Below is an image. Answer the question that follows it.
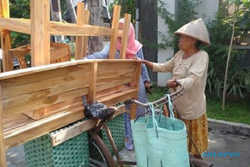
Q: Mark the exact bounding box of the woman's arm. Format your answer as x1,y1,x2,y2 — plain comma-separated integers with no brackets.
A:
85,43,110,59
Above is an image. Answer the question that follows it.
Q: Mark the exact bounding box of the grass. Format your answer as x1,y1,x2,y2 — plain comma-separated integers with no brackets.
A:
207,98,250,125
147,86,250,125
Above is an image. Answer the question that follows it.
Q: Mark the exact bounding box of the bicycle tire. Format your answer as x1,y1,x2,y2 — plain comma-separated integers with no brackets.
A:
89,135,116,167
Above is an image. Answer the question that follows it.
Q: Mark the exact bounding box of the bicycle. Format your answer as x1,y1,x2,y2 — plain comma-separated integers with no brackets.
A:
84,82,214,167
85,102,136,167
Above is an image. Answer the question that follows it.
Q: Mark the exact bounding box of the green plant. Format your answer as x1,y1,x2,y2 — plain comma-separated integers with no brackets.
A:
157,0,202,50
147,85,169,102
207,97,250,125
204,1,250,100
9,0,31,47
109,0,136,24
234,0,250,45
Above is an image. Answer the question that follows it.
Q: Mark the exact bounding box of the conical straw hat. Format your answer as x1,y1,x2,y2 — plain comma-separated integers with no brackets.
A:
174,18,210,45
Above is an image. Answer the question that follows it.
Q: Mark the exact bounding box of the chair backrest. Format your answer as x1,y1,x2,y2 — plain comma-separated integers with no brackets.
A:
9,43,71,69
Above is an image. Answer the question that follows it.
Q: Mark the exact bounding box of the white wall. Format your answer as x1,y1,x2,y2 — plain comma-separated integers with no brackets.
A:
72,0,83,7
196,0,219,22
157,0,175,86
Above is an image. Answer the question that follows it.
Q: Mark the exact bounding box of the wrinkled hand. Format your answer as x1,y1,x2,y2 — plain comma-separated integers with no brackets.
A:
167,78,178,89
144,81,152,94
133,57,145,63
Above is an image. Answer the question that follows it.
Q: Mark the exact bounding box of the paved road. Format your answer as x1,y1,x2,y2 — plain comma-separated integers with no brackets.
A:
119,131,250,167
6,131,250,167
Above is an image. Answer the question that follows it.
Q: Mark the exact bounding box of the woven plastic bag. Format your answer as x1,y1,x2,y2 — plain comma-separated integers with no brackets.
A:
131,94,190,167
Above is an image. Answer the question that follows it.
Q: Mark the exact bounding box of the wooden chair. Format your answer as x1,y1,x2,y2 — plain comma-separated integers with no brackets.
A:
9,42,71,69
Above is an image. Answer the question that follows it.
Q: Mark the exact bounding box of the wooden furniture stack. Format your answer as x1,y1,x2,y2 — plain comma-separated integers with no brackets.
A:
0,1,139,167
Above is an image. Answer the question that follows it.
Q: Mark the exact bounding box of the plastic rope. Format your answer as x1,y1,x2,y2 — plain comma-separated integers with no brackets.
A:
148,102,159,139
165,94,174,118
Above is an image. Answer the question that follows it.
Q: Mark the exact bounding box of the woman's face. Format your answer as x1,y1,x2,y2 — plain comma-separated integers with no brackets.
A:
178,34,197,51
117,24,123,43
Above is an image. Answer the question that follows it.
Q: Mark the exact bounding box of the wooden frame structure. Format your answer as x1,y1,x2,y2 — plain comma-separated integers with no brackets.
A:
0,1,139,167
0,0,130,71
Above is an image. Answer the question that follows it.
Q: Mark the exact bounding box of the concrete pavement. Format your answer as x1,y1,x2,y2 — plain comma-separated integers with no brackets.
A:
6,119,250,167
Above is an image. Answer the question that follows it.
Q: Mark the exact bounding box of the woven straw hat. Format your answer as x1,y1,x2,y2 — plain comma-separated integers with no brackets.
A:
174,18,210,45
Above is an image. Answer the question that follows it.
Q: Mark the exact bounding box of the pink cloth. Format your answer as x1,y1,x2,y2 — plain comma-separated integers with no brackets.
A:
116,19,143,59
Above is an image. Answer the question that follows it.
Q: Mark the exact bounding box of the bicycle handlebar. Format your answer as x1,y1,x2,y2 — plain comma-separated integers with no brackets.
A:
123,81,185,108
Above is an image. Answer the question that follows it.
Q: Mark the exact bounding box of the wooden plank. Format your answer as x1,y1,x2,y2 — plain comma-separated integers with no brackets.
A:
24,97,83,120
49,22,114,36
1,0,9,18
75,2,85,60
0,0,12,72
9,44,30,69
0,18,116,37
0,86,7,167
3,114,32,132
0,18,31,34
119,14,131,59
97,69,135,83
109,5,120,59
95,62,137,92
4,107,85,149
1,64,90,98
50,119,96,147
0,60,134,81
97,88,137,107
31,0,50,66
49,105,125,147
97,61,137,71
96,85,123,99
50,43,70,62
1,30,13,72
2,86,89,118
130,63,142,120
88,62,97,103
1,66,90,118
10,43,70,68
82,10,90,57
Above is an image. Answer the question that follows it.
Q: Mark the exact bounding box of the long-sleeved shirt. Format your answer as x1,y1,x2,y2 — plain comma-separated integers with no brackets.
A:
153,50,209,120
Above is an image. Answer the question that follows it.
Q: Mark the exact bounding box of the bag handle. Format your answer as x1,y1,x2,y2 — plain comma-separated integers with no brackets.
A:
148,102,159,138
165,94,174,118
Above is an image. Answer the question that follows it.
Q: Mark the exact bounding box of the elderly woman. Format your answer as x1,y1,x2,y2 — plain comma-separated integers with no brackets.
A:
85,19,150,151
135,18,210,158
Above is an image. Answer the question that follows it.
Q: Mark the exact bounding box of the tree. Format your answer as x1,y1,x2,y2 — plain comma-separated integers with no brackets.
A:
87,0,103,54
66,0,76,23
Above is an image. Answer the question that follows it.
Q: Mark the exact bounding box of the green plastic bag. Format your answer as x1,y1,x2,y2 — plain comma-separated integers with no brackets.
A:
131,94,190,167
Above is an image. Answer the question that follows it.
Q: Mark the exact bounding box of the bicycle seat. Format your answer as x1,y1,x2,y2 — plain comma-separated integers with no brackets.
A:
84,102,117,120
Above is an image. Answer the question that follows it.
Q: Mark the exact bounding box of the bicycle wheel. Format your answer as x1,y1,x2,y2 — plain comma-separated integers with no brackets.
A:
89,135,116,167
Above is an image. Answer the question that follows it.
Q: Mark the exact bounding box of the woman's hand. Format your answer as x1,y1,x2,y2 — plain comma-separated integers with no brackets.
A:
133,57,153,69
167,78,178,89
133,57,145,63
144,81,152,94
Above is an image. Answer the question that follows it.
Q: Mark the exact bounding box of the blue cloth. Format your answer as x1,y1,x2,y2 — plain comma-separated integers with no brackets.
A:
86,43,150,143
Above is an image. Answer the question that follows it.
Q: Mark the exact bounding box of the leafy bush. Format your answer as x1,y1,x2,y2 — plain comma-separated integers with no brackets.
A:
9,0,30,47
203,2,250,99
